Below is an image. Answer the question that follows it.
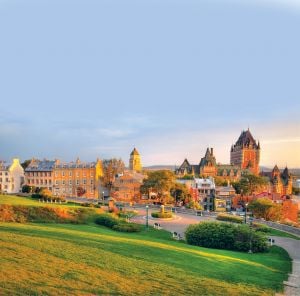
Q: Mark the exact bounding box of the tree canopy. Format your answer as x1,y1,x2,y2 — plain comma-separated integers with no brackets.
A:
232,173,269,195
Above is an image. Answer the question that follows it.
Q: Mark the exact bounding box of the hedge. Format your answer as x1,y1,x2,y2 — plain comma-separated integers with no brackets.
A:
151,212,172,219
95,214,142,233
216,214,243,224
185,222,268,253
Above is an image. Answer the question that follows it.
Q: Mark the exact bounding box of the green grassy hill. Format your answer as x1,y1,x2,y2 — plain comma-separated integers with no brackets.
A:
0,195,292,296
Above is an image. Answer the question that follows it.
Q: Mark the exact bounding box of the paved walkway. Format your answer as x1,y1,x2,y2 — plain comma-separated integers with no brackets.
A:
271,236,300,296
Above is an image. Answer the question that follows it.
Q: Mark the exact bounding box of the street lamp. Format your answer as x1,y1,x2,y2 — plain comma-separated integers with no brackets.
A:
146,205,149,229
248,217,253,254
102,191,105,202
244,202,248,224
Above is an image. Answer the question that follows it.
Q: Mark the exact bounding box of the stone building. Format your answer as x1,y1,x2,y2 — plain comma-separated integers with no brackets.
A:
214,185,236,212
176,147,241,182
25,159,55,191
0,158,24,194
129,147,142,172
111,170,145,201
270,165,293,195
25,158,103,199
53,158,103,199
230,129,260,175
193,178,215,211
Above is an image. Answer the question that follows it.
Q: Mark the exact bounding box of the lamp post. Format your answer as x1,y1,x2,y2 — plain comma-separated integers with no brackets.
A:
102,191,105,203
244,202,248,224
248,216,253,253
146,205,149,229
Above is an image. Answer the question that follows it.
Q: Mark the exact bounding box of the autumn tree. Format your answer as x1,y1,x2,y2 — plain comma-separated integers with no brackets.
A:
40,188,53,199
102,158,125,192
76,186,86,197
249,198,282,221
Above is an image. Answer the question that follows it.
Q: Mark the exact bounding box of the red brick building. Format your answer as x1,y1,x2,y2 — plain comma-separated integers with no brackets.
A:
230,129,260,175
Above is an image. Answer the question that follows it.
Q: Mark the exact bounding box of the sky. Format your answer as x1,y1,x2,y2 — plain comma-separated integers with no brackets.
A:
0,0,299,168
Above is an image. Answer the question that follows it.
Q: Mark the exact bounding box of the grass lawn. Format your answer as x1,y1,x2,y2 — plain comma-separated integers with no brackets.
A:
0,194,82,208
0,222,291,296
0,195,292,295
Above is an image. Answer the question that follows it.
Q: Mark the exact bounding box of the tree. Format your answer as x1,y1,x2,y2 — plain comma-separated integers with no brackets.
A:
102,158,125,193
76,187,86,197
40,188,52,199
170,182,190,204
249,198,282,221
232,174,268,195
21,159,31,170
141,170,176,203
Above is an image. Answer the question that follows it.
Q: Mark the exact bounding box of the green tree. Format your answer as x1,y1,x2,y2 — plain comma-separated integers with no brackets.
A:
233,174,268,195
170,182,190,204
21,159,31,170
141,170,176,203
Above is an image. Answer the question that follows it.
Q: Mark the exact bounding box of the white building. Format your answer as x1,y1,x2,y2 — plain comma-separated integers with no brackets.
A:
0,158,25,194
193,178,215,211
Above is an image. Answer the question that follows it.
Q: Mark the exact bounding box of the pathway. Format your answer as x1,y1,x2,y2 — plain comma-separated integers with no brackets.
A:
271,236,300,296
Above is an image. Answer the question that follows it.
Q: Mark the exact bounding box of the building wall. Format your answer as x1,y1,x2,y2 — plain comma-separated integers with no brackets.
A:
0,159,24,194
53,166,96,199
25,171,53,190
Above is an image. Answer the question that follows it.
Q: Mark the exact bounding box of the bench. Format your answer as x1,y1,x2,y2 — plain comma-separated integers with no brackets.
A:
172,232,182,240
154,222,162,230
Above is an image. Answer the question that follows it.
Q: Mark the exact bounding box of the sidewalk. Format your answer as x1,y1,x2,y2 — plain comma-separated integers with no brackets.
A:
271,236,300,296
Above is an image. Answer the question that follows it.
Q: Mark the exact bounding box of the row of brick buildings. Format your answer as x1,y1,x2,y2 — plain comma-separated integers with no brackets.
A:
4,147,144,200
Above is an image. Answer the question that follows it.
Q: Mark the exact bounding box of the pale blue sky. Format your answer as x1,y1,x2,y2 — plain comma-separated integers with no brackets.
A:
0,0,299,167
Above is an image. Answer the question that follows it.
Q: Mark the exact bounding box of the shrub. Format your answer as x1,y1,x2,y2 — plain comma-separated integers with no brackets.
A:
151,211,172,219
95,214,120,228
112,222,142,232
81,202,95,208
95,213,142,232
216,213,243,224
252,222,271,233
118,210,138,219
185,222,269,253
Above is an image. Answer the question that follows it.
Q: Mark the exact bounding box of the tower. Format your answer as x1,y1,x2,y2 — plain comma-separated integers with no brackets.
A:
230,129,260,175
129,148,142,172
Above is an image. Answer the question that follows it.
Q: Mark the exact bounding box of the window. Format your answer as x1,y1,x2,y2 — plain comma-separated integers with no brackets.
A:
62,180,65,185
69,171,72,177
62,171,65,177
76,180,79,185
83,179,86,185
55,171,58,177
76,172,79,177
69,180,72,185
90,180,94,185
55,180,59,185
